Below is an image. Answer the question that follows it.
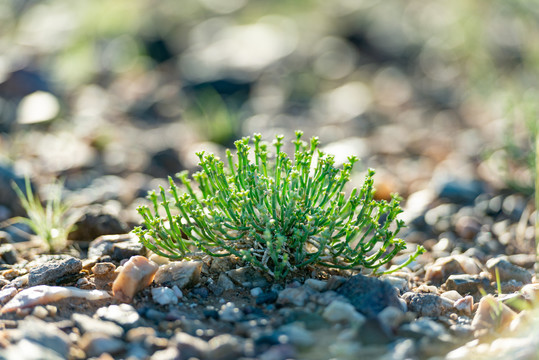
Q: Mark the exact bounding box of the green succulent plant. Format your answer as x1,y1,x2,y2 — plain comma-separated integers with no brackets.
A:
134,131,424,280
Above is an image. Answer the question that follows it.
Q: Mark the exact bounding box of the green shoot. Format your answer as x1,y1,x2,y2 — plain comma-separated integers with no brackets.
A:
134,132,425,280
12,177,76,253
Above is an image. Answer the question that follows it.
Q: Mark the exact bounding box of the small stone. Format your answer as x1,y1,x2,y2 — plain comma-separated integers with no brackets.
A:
28,256,82,286
150,347,180,360
149,254,170,266
337,274,401,317
172,332,208,360
226,266,269,288
455,216,481,240
96,304,140,328
72,313,124,338
219,302,243,322
486,257,532,284
18,317,71,357
322,300,366,325
153,261,202,289
0,287,17,305
471,295,516,334
152,287,178,305
401,292,454,317
259,344,297,360
440,290,463,302
210,256,236,273
250,287,263,297
436,179,483,204
277,286,313,307
277,323,315,348
380,275,409,293
69,205,128,242
445,274,490,295
112,256,158,302
207,334,244,360
401,318,449,339
377,306,406,330
217,273,235,291
424,255,481,284
255,291,279,305
0,244,17,264
91,262,116,276
454,295,473,315
31,305,49,319
304,279,327,292
79,333,125,358
88,233,145,260
171,285,183,299
0,339,65,360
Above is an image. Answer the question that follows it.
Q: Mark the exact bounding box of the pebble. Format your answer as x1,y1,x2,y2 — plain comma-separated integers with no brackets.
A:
88,233,145,260
486,257,532,284
79,332,125,358
440,290,463,302
27,256,82,286
219,302,244,322
444,274,490,295
256,291,279,305
436,179,483,204
96,304,141,328
424,255,481,284
322,299,366,325
18,317,70,355
337,274,401,317
0,244,18,264
377,306,406,330
68,205,128,242
172,332,208,360
0,338,65,360
250,287,263,297
1,285,110,313
226,266,269,288
277,323,315,348
401,292,454,317
153,260,202,289
0,287,17,304
91,262,116,276
72,313,124,338
304,278,328,292
400,318,449,339
277,286,313,307
112,255,158,302
207,334,245,360
454,215,481,240
151,287,178,305
150,347,180,360
471,295,516,334
454,295,473,315
217,273,236,291
380,275,409,293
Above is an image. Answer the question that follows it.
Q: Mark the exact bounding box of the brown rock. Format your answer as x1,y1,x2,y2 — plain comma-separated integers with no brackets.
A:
154,261,202,289
471,295,516,334
112,256,158,302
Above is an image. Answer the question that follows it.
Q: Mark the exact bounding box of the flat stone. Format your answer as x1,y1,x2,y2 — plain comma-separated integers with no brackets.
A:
336,274,401,318
304,279,327,292
151,287,178,305
68,205,127,242
445,274,491,295
255,291,279,305
153,261,202,289
96,304,141,328
277,286,313,307
217,273,236,291
79,333,125,358
0,338,65,360
401,292,454,317
17,317,71,357
226,266,269,288
207,334,244,360
72,313,124,338
486,257,532,284
172,332,208,360
219,302,244,322
277,323,315,348
28,256,82,286
88,233,145,260
322,300,366,325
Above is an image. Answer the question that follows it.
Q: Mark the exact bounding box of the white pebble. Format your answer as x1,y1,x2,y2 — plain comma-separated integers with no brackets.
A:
172,285,183,299
322,300,365,325
151,287,178,306
250,287,263,297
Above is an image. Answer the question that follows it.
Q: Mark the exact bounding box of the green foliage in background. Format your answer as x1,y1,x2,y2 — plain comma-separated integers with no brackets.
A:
134,132,424,279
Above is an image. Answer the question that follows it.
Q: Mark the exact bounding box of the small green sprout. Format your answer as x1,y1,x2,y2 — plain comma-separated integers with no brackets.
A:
134,132,425,280
12,177,76,252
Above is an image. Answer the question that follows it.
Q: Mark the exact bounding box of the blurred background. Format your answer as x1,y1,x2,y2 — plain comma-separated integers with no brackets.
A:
0,0,536,224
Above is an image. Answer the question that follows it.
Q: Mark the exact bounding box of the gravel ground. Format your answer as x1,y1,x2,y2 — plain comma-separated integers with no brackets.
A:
0,1,537,359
